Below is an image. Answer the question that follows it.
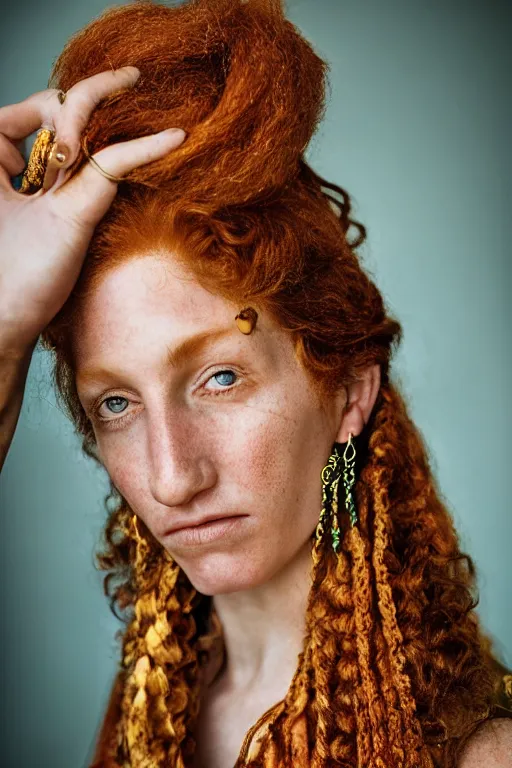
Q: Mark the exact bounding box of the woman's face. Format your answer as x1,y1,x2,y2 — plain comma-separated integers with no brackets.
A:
73,253,345,595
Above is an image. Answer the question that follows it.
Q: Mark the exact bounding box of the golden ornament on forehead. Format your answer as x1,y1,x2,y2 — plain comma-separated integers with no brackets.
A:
235,306,258,335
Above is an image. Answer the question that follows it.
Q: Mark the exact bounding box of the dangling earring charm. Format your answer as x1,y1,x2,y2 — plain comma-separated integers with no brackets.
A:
314,433,358,558
329,449,342,553
316,443,342,554
343,434,358,528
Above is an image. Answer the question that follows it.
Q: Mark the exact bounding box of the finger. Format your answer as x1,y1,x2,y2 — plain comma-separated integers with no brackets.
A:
0,68,140,194
0,89,60,143
0,132,26,177
42,140,72,192
50,67,141,168
0,67,139,153
48,128,186,224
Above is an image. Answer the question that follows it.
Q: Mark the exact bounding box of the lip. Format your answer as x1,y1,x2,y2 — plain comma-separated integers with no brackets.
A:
163,515,248,547
164,514,244,535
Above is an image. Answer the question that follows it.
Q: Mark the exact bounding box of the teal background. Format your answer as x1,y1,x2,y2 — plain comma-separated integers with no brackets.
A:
0,1,510,765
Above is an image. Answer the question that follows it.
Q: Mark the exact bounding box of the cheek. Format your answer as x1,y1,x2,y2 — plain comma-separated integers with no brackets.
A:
97,434,147,508
221,391,326,515
214,398,290,492
238,419,281,489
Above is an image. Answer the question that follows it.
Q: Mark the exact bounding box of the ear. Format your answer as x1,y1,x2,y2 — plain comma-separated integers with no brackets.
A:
335,364,381,444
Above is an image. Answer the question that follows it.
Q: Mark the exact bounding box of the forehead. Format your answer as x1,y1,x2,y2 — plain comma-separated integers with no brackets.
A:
72,253,292,375
83,253,232,323
74,254,235,347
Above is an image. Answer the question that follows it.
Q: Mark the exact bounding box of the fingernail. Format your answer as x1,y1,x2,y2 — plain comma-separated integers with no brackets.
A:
53,141,71,167
159,128,187,140
119,66,140,79
42,141,71,191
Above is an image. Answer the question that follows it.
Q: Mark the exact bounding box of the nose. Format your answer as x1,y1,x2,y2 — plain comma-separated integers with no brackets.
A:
147,411,217,508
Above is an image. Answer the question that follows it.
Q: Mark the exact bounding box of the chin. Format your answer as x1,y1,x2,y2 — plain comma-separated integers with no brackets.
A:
171,549,275,596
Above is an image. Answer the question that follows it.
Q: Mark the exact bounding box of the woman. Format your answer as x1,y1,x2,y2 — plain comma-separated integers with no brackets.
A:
0,1,510,766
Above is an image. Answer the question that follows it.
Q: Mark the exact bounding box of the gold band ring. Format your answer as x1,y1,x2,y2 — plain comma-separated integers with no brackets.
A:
83,147,125,184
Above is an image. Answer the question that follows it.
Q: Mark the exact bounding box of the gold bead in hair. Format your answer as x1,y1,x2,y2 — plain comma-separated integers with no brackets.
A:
235,306,258,334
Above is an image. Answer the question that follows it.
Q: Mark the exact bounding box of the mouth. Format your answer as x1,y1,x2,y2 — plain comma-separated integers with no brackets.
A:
163,515,248,547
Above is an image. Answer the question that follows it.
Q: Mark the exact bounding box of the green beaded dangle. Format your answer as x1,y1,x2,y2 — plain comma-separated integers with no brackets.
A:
329,451,342,553
316,445,340,554
343,434,358,528
315,433,358,556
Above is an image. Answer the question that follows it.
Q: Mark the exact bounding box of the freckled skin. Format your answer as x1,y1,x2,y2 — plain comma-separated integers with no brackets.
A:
73,253,345,596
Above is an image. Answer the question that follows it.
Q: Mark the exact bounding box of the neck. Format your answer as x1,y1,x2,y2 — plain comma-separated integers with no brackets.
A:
211,539,314,693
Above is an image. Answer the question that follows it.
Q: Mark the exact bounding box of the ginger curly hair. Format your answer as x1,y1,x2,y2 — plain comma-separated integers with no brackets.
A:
39,1,508,766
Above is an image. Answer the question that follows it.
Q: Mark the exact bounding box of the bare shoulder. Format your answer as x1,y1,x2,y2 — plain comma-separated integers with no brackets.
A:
458,718,512,768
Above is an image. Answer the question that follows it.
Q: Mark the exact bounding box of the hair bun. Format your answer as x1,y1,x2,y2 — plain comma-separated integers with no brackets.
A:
49,0,328,208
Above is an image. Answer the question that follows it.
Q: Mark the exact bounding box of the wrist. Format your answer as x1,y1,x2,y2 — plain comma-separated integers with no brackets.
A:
0,332,38,363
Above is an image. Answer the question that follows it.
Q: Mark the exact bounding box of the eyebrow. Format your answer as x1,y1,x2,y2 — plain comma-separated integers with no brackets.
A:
76,326,238,386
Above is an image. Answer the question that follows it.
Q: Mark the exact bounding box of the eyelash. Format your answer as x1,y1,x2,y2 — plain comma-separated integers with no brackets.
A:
91,368,241,426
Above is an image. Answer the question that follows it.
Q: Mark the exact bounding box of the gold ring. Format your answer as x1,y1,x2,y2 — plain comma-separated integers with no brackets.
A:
18,128,69,195
18,128,70,194
83,146,125,184
18,127,55,194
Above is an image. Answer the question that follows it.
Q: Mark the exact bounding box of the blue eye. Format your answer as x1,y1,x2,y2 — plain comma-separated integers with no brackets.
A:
213,370,237,387
104,396,128,414
204,369,239,395
94,369,240,425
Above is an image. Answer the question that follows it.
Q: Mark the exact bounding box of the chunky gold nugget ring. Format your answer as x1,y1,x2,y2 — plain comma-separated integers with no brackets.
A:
18,89,67,193
18,127,67,194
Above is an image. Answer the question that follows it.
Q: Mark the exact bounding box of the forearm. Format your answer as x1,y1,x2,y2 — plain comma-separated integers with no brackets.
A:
0,339,35,472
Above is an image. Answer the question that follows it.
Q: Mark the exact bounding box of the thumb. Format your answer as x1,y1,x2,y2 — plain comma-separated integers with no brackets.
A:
51,128,186,226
